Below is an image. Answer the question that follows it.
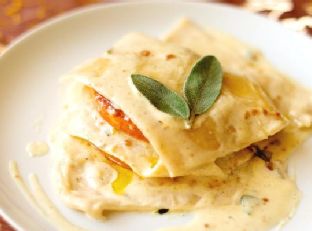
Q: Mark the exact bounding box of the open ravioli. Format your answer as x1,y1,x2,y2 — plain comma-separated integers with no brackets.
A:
60,33,287,177
164,19,312,127
60,80,224,178
53,133,225,216
52,130,300,225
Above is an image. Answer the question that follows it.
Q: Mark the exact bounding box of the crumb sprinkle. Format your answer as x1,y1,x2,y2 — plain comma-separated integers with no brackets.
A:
166,54,176,60
140,50,151,56
125,139,132,147
262,197,269,203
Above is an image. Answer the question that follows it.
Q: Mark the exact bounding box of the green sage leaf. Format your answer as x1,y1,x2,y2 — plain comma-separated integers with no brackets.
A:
131,74,190,119
184,55,223,115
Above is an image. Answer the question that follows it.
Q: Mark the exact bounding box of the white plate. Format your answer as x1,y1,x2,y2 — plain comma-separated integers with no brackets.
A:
1,2,312,231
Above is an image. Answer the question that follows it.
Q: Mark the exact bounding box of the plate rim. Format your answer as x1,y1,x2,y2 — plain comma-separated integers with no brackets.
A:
0,2,311,230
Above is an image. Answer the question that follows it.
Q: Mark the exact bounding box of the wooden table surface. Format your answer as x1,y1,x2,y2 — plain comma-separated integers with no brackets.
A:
0,0,311,230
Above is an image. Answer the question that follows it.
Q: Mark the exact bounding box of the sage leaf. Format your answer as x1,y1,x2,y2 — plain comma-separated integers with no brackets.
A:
184,55,223,115
131,74,190,119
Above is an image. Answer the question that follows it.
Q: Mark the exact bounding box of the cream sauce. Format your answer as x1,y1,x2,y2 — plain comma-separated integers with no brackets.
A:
162,164,299,231
7,124,307,231
160,127,310,231
26,141,49,157
51,126,309,231
9,161,86,231
32,115,44,134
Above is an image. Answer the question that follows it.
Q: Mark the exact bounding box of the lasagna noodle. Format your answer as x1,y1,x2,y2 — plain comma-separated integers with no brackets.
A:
164,18,312,127
64,33,287,176
60,80,224,177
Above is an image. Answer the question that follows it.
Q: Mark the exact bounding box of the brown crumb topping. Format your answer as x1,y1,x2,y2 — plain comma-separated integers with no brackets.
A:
275,112,281,118
262,197,269,203
140,50,151,56
166,54,176,60
244,108,283,120
125,139,132,147
251,109,260,115
244,111,251,120
227,125,236,133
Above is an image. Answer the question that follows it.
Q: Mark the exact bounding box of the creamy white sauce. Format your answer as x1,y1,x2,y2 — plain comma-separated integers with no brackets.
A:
26,141,49,157
49,127,308,231
32,115,44,134
9,161,86,231
160,127,310,231
162,163,299,231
